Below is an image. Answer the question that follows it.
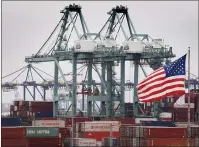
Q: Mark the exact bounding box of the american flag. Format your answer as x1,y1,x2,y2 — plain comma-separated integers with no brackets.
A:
137,54,187,102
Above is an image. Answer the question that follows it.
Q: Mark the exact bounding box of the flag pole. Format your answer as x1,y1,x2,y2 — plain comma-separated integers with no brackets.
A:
187,47,191,147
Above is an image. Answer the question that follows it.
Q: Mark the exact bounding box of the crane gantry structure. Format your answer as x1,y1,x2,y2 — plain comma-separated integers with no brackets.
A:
6,4,195,118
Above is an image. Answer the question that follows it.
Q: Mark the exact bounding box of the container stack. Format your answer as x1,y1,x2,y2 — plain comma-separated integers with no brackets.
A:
10,101,34,125
2,127,29,147
75,121,121,145
118,125,199,146
26,127,62,147
9,100,53,125
29,101,53,120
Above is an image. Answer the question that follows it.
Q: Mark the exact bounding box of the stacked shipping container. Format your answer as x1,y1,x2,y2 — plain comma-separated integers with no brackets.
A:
75,121,121,145
119,125,199,146
9,100,53,125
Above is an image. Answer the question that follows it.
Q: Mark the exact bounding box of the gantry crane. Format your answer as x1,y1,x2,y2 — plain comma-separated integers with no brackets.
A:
1,64,54,101
24,4,198,118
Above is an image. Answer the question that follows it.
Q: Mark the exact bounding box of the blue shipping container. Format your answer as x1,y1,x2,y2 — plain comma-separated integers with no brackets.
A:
143,121,176,127
1,117,22,126
35,112,53,117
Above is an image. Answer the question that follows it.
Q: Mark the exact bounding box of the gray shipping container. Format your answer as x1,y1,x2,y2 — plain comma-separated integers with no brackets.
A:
26,127,59,137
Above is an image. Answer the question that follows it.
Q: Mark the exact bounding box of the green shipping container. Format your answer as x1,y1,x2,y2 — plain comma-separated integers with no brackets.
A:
26,127,59,137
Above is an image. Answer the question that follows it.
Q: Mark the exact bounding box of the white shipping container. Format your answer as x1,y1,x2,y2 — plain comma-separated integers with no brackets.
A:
96,141,102,147
81,121,120,132
32,120,65,127
75,138,96,146
174,103,194,108
14,106,18,111
135,118,157,124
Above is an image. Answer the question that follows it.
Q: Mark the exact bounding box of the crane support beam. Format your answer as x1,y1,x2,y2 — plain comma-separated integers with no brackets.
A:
87,59,93,116
133,60,139,117
100,62,106,115
120,57,125,117
72,54,77,117
106,61,113,117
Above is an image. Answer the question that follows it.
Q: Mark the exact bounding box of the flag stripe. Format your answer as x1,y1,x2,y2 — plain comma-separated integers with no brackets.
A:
138,84,185,99
139,88,185,101
138,76,185,94
138,68,164,87
137,76,165,90
139,90,185,102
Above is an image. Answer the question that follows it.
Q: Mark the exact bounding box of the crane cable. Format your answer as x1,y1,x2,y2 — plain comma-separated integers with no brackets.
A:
35,16,64,56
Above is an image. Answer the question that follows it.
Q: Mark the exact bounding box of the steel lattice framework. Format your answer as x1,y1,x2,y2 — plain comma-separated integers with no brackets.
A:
3,4,196,118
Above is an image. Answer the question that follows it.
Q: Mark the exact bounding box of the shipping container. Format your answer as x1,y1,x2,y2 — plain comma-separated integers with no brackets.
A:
64,117,92,127
78,131,120,141
32,120,65,127
159,112,172,121
59,127,71,138
146,137,196,146
28,138,62,147
79,121,120,132
35,112,53,117
141,121,176,127
102,137,119,146
42,117,57,120
26,127,59,137
96,141,102,147
135,117,157,124
74,138,97,146
2,127,26,139
2,138,29,147
119,137,134,146
103,117,135,124
140,126,188,138
1,117,22,126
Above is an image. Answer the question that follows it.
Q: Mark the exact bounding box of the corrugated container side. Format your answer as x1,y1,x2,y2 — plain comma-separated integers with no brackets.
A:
32,120,65,127
142,127,188,138
146,138,196,146
1,118,22,126
26,127,59,138
10,105,14,111
74,138,97,146
80,132,120,141
2,127,26,139
119,137,134,146
28,138,61,147
81,122,120,132
59,127,71,138
2,138,29,147
35,112,53,117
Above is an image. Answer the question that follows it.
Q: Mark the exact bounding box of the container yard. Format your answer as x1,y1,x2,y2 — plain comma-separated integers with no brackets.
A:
1,2,199,147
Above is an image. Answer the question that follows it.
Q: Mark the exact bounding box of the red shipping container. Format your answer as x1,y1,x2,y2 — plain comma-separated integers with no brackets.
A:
30,106,53,112
119,137,134,146
80,131,120,141
141,127,188,138
28,138,62,147
184,93,198,103
42,117,57,120
103,117,135,124
64,117,92,127
59,127,71,138
145,138,196,146
2,138,29,147
10,105,14,111
2,127,26,139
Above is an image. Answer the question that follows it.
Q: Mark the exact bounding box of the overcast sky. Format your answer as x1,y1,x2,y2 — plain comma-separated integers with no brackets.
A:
2,1,198,104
